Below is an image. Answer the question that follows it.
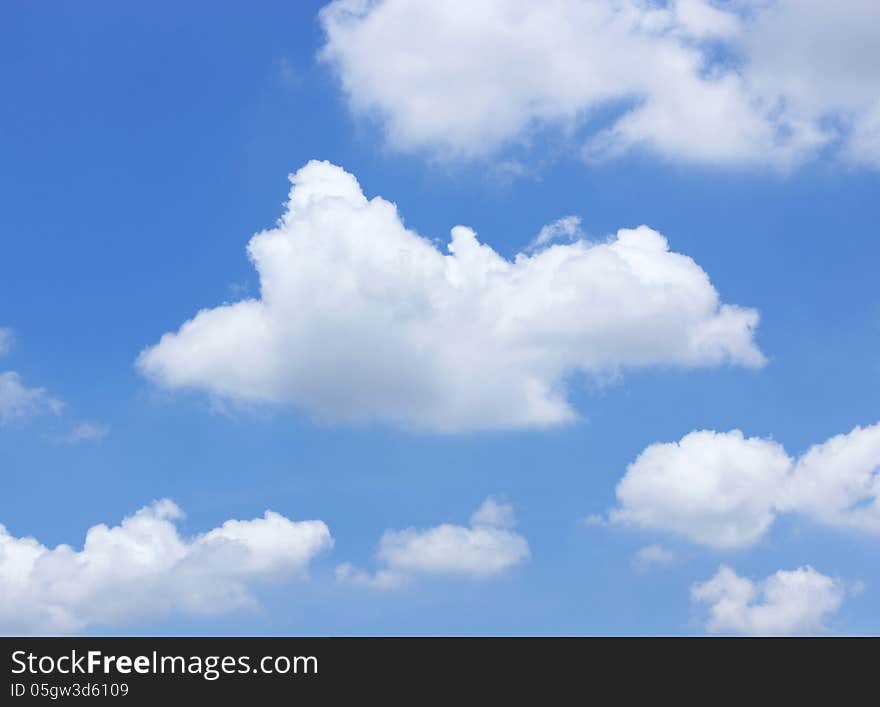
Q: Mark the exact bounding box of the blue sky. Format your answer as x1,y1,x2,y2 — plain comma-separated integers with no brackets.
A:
1,1,879,635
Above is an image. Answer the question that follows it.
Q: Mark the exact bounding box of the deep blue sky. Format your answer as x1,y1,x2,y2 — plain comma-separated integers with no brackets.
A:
1,1,879,635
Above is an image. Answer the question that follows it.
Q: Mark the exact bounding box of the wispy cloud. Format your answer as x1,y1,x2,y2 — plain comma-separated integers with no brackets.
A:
0,371,63,426
528,215,584,250
60,421,110,444
634,544,676,571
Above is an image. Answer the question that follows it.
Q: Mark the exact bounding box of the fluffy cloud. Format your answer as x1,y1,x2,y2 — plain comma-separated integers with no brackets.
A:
610,421,880,548
779,424,880,533
612,430,791,549
337,497,529,588
0,500,333,634
691,565,847,636
318,0,880,167
0,371,63,426
138,161,763,432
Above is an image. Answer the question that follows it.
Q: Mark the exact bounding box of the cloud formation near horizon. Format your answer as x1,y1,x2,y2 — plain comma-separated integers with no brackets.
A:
692,565,848,636
0,501,333,634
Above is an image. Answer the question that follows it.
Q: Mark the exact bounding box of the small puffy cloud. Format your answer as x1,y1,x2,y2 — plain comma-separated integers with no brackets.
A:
0,500,333,634
611,430,791,549
138,161,763,432
337,497,529,589
376,497,530,578
691,565,847,636
60,421,110,444
0,371,63,426
318,0,879,168
610,421,880,548
634,544,677,571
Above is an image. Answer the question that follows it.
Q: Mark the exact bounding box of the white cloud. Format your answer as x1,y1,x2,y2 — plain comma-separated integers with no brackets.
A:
778,423,880,533
0,500,333,634
635,544,677,570
610,421,880,548
612,430,791,549
0,371,63,426
337,497,529,588
691,565,847,636
318,0,880,168
138,161,763,432
742,0,880,120
60,421,110,444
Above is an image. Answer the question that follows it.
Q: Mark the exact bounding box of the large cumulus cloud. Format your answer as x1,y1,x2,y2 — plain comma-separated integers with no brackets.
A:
319,0,880,168
138,161,763,432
